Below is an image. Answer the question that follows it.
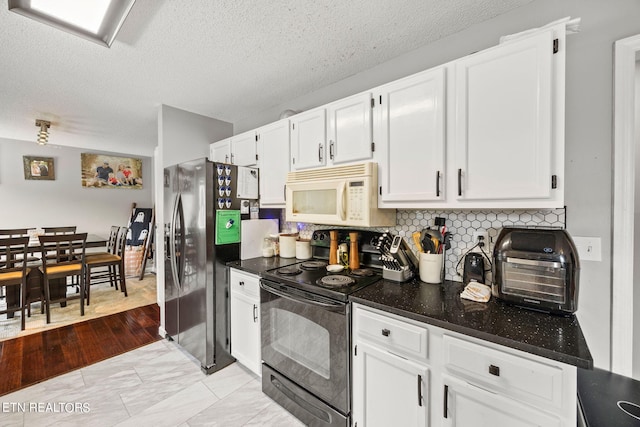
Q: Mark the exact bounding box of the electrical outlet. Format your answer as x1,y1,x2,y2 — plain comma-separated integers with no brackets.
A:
472,231,489,253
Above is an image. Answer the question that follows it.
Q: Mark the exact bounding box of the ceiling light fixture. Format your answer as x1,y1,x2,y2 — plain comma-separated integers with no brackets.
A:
8,0,136,48
35,119,51,146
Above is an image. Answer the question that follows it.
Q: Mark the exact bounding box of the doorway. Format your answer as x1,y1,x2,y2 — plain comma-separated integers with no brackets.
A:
612,34,640,379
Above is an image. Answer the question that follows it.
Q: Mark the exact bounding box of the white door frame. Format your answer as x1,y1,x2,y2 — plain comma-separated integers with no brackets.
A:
612,34,640,375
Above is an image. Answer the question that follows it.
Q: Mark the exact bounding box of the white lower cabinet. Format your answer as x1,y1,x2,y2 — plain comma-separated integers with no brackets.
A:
229,269,261,376
442,375,561,427
352,304,577,427
352,341,428,427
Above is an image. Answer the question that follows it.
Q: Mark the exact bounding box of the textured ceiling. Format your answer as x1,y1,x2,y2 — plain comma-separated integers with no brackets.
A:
0,0,534,156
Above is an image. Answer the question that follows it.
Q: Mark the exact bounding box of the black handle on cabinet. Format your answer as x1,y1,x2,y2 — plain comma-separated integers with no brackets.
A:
457,169,462,196
231,153,235,164
417,375,423,407
329,141,334,159
436,170,441,197
239,281,244,286
253,304,258,322
443,384,448,418
381,328,390,337
489,364,500,376
318,143,323,162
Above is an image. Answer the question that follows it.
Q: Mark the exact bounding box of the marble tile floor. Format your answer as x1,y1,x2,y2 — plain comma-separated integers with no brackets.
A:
0,339,305,427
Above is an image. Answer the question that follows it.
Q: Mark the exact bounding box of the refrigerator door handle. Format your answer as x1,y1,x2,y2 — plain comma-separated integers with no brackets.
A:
176,193,186,288
170,192,181,289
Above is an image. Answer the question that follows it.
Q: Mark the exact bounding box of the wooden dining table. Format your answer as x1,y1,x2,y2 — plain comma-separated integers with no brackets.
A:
5,234,108,317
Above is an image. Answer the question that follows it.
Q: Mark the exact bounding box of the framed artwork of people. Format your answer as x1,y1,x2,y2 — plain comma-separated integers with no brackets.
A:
80,153,142,189
23,156,55,180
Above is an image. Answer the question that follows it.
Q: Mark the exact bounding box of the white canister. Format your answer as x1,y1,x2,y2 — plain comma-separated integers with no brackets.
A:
419,252,443,284
279,233,298,258
296,239,312,260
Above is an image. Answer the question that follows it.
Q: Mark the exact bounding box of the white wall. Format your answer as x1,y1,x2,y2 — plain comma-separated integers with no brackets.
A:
155,104,233,329
234,0,640,370
634,60,640,379
0,137,153,234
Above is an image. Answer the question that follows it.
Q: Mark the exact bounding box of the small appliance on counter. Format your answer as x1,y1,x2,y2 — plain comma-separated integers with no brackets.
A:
463,252,486,285
375,231,418,282
492,227,580,315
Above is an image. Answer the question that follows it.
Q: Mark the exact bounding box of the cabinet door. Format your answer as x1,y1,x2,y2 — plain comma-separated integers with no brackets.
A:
352,341,428,427
290,108,327,170
374,67,446,207
231,131,257,166
258,120,290,207
441,375,560,427
455,29,554,202
210,138,232,164
327,93,373,165
230,290,261,376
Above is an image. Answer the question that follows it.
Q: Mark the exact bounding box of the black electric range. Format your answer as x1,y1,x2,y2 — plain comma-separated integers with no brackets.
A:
262,259,382,302
261,229,385,302
578,367,640,426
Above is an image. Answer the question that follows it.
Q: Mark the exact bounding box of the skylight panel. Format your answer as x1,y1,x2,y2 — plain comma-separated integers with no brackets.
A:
8,0,136,47
31,0,112,34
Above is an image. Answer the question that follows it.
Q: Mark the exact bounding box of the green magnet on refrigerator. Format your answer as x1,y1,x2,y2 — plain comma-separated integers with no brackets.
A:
216,210,241,244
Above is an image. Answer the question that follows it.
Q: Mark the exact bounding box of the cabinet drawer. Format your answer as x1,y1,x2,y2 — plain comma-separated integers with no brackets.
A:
355,307,428,360
443,334,564,409
229,269,260,297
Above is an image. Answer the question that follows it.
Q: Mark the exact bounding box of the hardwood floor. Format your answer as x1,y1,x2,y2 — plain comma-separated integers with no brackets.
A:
0,304,160,396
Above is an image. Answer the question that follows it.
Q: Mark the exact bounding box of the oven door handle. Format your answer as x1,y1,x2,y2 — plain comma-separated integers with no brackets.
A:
260,282,345,312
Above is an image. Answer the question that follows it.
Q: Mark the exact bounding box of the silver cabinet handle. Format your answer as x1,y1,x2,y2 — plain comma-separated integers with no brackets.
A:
253,304,258,322
318,143,323,163
231,153,235,164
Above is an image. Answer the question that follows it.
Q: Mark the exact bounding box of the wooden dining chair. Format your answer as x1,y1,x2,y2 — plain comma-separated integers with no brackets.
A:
0,236,31,330
0,228,44,316
84,226,120,286
84,226,128,306
38,233,87,324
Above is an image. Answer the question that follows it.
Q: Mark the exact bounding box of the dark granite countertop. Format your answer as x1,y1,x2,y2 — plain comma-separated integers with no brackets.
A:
350,279,593,369
227,256,302,276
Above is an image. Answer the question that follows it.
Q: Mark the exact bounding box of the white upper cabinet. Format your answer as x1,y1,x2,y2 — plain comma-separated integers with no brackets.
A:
209,137,231,164
327,92,373,165
257,119,290,207
231,130,258,166
290,107,327,170
454,26,564,208
373,67,446,208
210,130,258,166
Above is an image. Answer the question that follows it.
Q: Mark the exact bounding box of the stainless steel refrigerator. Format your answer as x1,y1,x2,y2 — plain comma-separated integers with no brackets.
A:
164,158,251,374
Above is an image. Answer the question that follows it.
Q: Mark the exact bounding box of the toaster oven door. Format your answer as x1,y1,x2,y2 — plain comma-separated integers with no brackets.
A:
501,258,567,304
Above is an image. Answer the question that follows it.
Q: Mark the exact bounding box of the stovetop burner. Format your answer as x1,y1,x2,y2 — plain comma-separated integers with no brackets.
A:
276,265,303,276
300,260,328,270
317,275,356,287
350,268,375,277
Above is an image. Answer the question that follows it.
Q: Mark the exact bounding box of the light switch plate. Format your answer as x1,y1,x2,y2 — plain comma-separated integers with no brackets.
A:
571,236,602,262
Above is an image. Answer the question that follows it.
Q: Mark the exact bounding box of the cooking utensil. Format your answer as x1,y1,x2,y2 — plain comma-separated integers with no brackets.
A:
412,231,424,252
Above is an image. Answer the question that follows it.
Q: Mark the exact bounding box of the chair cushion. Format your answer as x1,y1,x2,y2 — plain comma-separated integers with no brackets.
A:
86,254,121,265
40,263,82,276
0,269,29,283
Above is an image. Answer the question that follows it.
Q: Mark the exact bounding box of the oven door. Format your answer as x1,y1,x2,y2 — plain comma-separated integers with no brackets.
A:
260,279,350,415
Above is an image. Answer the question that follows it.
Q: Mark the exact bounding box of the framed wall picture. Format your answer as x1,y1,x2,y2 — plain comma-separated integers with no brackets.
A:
81,153,142,189
23,156,55,180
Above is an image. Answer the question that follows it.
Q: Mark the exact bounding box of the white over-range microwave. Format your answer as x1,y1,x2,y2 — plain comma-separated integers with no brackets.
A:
285,162,396,227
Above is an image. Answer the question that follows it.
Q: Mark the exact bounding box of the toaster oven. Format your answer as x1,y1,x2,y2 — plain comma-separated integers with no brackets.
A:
492,227,580,315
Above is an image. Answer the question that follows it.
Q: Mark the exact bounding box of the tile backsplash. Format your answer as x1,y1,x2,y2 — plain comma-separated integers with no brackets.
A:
282,208,566,282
